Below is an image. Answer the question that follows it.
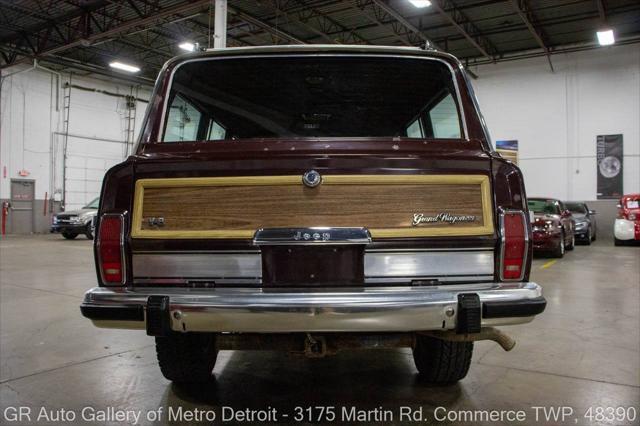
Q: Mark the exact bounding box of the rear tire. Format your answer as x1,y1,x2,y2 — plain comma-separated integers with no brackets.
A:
155,333,218,383
62,232,78,240
412,335,473,385
84,223,94,240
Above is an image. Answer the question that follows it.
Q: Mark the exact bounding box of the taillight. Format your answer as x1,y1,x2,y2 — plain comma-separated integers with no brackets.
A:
98,214,124,285
500,210,528,281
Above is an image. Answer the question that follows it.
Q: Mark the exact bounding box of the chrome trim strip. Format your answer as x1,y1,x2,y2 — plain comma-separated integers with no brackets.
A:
132,276,493,285
365,250,494,277
132,253,261,279
82,282,543,332
364,275,494,284
133,278,261,285
133,250,261,254
254,227,371,246
158,54,468,143
365,247,493,252
132,247,493,254
132,250,494,281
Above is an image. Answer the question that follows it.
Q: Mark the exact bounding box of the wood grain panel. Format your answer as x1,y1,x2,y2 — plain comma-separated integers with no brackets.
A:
131,175,493,239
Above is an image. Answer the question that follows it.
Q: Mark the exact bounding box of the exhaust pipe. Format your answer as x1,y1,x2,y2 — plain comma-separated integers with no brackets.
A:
421,327,516,351
213,328,515,356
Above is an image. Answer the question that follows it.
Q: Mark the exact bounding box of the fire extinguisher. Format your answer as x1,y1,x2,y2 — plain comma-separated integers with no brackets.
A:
1,201,10,237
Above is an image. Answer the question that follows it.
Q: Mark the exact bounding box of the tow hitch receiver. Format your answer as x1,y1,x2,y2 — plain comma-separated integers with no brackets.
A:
304,333,328,357
456,293,481,334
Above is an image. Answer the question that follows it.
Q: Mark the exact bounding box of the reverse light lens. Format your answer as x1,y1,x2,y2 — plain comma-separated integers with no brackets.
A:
109,61,140,73
99,215,124,284
502,211,527,280
597,29,615,46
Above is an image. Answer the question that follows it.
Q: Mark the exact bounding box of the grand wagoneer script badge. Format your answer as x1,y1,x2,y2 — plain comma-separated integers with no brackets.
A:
412,213,477,226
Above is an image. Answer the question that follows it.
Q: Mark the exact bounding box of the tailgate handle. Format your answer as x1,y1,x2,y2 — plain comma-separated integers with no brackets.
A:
253,227,371,246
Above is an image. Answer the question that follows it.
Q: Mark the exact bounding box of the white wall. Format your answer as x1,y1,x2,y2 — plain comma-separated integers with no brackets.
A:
0,65,151,211
1,45,638,231
470,43,640,201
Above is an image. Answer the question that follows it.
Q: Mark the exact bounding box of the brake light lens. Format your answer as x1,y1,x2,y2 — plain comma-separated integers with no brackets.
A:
98,215,124,284
501,211,527,281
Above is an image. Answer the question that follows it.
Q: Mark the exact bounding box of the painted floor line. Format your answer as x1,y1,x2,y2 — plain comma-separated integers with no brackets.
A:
0,345,155,385
541,259,557,269
477,361,640,389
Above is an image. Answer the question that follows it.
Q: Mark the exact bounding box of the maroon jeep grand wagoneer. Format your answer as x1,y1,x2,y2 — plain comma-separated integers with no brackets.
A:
81,45,545,385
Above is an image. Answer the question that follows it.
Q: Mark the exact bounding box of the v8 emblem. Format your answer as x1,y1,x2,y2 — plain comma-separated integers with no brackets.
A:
147,217,165,227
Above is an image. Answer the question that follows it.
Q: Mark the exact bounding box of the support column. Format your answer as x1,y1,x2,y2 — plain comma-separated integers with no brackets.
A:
213,0,227,49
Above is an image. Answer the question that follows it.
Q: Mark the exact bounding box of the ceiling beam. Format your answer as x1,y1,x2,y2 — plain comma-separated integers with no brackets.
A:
510,0,554,71
228,5,305,44
431,0,499,61
0,0,112,44
369,0,440,48
290,0,370,45
355,1,479,78
1,0,215,68
264,1,337,44
596,0,607,22
353,4,412,46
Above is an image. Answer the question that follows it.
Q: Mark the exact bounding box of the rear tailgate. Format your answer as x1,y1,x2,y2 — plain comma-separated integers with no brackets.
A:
122,139,505,288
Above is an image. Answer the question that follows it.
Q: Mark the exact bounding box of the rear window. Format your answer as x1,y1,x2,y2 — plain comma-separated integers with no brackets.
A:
161,56,462,142
528,199,560,215
566,203,587,214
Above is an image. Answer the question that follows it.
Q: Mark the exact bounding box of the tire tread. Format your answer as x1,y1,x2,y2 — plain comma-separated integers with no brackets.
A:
155,333,217,383
413,335,473,384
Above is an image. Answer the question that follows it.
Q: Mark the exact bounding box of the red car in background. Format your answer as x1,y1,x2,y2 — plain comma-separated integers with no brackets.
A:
527,198,575,258
614,194,640,246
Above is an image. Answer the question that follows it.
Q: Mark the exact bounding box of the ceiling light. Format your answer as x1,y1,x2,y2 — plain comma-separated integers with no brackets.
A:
179,42,195,52
408,0,432,7
596,29,615,46
109,61,140,73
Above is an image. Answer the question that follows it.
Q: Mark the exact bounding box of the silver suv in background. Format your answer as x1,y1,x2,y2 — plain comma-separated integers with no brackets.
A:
51,197,99,240
565,202,597,244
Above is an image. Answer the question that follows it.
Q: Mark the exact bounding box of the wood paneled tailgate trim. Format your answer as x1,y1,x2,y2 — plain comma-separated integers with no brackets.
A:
131,175,494,239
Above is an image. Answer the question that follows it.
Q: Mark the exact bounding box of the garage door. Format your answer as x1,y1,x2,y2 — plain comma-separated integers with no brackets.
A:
64,135,127,211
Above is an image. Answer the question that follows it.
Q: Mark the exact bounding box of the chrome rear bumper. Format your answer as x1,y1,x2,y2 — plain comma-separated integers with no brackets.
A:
81,282,544,333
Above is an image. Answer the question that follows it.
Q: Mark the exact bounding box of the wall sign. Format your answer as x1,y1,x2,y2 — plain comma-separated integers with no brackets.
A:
596,134,623,199
496,140,518,165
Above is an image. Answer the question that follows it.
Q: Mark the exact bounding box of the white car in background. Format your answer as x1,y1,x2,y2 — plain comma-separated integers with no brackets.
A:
614,194,640,246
